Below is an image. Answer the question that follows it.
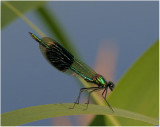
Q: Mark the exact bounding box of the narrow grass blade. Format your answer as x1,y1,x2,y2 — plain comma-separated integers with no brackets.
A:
1,103,158,126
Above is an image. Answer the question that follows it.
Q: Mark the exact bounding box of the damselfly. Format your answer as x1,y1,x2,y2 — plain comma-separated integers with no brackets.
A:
29,32,115,112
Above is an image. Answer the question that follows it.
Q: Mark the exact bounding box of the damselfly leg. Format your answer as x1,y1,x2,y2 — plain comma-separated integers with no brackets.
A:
70,87,99,109
83,88,102,110
102,87,114,112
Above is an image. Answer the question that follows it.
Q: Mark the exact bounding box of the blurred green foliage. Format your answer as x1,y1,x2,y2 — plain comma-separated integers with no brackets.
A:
90,41,159,126
2,1,46,28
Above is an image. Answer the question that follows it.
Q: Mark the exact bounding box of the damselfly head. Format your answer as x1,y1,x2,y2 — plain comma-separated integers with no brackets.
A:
108,81,115,91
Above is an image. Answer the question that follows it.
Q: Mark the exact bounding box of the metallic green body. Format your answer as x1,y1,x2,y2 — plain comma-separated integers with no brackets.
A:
95,75,107,86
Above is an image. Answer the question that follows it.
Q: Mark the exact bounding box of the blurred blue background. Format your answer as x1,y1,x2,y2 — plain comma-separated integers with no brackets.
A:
2,1,158,126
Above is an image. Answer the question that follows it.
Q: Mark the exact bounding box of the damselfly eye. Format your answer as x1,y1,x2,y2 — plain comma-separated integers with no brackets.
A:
108,81,115,91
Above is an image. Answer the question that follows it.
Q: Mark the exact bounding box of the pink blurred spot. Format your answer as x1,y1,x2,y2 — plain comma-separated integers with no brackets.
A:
52,116,72,126
76,40,118,125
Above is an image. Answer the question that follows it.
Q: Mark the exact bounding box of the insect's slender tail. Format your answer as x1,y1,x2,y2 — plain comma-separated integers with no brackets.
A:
29,32,41,43
29,32,49,48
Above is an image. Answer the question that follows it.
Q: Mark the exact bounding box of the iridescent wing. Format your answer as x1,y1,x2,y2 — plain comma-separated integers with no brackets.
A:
39,37,74,71
69,58,98,82
39,37,98,81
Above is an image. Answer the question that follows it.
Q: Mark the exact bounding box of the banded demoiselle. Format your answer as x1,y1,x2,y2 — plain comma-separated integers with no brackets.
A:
29,32,115,112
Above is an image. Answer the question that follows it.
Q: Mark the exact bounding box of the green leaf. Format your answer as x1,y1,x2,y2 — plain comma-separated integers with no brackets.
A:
1,103,158,126
2,1,46,28
89,115,106,126
90,41,159,126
